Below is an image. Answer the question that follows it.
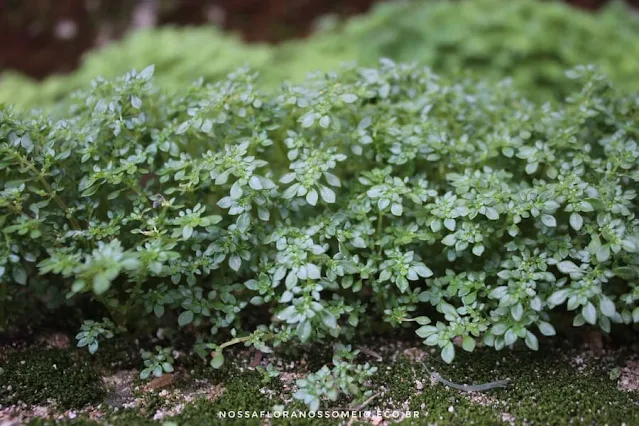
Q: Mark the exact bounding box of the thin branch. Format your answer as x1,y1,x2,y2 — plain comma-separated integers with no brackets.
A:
349,392,379,411
15,152,81,230
423,362,509,393
356,345,383,361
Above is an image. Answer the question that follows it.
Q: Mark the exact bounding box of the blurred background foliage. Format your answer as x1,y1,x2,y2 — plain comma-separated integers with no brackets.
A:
270,0,639,100
1,0,638,109
0,0,381,79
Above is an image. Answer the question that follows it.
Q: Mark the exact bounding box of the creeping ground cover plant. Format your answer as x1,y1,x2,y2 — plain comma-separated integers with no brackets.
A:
0,60,638,408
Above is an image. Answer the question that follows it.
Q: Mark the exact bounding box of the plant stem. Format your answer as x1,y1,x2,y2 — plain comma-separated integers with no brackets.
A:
219,335,252,350
122,277,145,326
376,212,384,256
16,153,81,230
95,294,125,331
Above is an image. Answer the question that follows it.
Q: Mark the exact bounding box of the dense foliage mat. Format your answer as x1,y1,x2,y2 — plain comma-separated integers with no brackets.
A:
0,59,638,408
2,0,639,109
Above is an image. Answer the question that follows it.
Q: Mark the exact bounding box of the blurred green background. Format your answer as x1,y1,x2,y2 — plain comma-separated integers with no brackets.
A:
1,0,638,109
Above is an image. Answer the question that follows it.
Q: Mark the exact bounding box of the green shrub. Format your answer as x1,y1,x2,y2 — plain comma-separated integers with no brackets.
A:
2,0,639,110
1,61,638,408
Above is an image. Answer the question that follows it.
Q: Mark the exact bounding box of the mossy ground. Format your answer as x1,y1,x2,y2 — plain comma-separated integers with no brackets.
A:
1,335,637,426
377,348,639,425
0,346,105,410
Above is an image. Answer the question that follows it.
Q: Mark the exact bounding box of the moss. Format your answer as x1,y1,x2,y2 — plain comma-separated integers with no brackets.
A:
9,343,639,426
175,357,231,384
401,348,639,426
475,350,639,425
27,419,102,426
372,356,421,404
406,382,501,426
0,348,105,409
271,413,343,426
89,337,140,373
270,400,343,426
363,355,497,425
169,369,282,426
276,342,333,373
96,410,157,426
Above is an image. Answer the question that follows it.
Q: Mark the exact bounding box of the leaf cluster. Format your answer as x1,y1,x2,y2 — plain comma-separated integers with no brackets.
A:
292,344,377,411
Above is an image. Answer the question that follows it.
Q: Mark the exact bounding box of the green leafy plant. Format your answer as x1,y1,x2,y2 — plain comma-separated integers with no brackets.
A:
1,60,638,409
256,363,280,384
293,344,377,411
140,346,175,379
75,318,115,354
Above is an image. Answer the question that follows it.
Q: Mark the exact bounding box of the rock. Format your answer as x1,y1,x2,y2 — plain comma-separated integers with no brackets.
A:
145,373,174,391
103,370,138,408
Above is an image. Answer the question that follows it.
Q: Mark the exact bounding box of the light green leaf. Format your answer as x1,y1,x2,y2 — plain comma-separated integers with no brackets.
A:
416,325,437,338
321,311,337,329
297,320,312,342
462,336,476,352
541,214,556,227
178,310,194,327
524,331,539,350
93,274,111,295
210,352,225,369
301,113,316,128
582,302,597,325
538,321,556,336
504,329,517,346
511,303,524,321
319,186,336,203
340,94,358,103
557,261,581,275
548,289,570,306
306,189,319,206
599,297,616,317
441,234,456,246
441,342,455,364
569,213,583,231
140,64,155,80
485,207,499,220
12,265,27,285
